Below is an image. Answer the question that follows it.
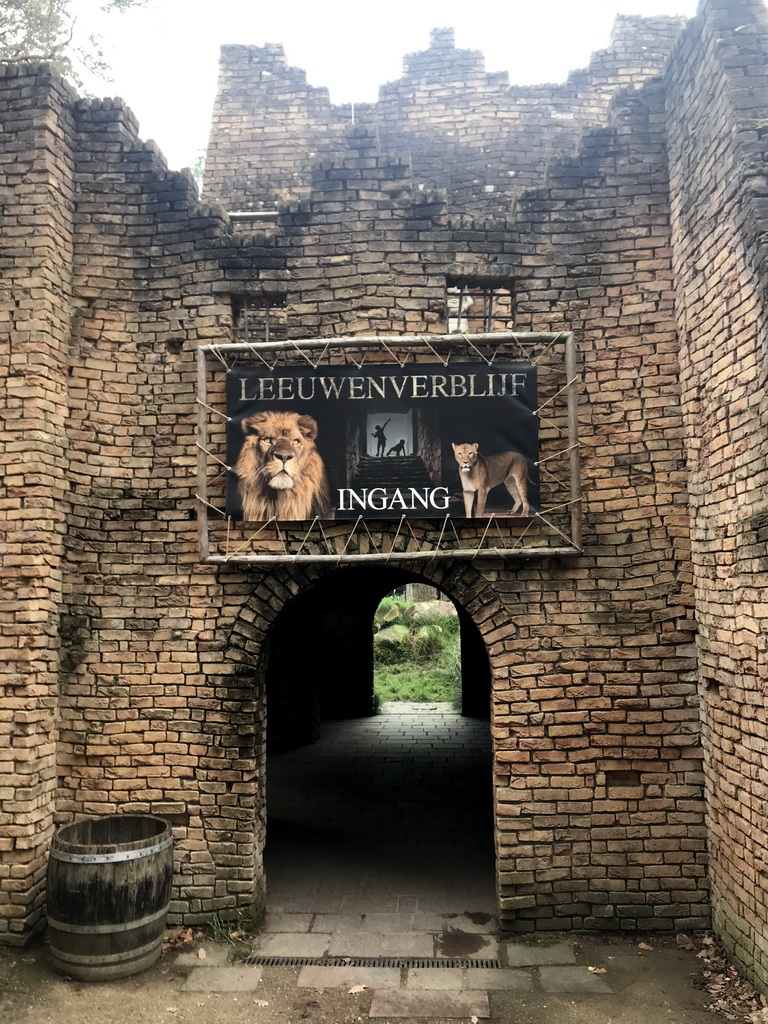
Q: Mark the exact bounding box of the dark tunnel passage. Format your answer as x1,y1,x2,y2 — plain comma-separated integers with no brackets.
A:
262,567,496,916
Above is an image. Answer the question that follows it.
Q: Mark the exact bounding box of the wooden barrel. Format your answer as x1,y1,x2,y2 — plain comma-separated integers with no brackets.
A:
47,815,173,982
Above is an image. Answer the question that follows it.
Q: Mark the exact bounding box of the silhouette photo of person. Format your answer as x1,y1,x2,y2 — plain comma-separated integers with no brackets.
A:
372,418,390,457
387,439,407,457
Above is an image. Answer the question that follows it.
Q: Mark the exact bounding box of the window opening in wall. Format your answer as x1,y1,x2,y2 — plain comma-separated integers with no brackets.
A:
446,278,513,334
232,293,288,344
373,584,461,708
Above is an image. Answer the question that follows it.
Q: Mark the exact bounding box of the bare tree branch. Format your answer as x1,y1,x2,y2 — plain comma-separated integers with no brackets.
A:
0,0,149,85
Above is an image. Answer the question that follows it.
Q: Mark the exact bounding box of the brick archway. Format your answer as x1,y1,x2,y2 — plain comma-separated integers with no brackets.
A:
226,561,510,667
224,559,514,919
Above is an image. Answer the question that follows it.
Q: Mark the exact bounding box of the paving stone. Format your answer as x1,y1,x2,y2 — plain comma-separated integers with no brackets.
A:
417,896,498,915
506,941,576,967
360,912,414,932
406,967,464,990
311,913,365,933
276,897,345,914
328,933,385,957
409,913,451,932
369,990,490,1018
263,913,313,933
436,934,499,959
397,897,419,913
298,965,401,989
382,933,435,957
183,967,263,992
539,966,612,994
327,932,434,957
467,968,534,990
343,896,400,913
175,944,231,967
412,912,497,934
257,933,331,957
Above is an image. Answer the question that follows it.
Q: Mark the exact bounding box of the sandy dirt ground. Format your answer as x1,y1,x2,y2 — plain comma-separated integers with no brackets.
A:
0,932,737,1024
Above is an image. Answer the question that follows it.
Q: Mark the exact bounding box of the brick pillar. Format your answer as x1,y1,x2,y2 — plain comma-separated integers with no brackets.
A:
0,65,75,944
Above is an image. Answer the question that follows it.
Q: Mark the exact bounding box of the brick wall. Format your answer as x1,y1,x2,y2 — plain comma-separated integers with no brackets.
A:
666,0,768,992
0,65,76,944
204,17,685,215
4,0,766,957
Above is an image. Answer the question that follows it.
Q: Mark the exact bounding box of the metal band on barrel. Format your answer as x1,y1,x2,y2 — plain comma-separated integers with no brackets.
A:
50,835,172,864
51,937,162,966
47,905,169,935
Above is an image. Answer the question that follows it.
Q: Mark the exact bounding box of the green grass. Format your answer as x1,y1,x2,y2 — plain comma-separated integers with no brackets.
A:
374,663,457,703
372,598,462,706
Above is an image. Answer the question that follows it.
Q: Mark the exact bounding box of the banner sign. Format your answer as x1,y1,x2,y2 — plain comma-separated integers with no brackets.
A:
226,362,539,522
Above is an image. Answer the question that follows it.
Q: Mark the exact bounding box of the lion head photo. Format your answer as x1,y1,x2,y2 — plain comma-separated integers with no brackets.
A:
235,410,332,521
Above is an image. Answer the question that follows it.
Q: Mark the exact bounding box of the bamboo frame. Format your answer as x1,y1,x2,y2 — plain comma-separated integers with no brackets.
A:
196,332,582,565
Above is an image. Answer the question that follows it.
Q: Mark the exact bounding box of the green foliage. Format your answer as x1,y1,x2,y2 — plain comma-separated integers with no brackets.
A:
206,911,230,942
373,596,461,705
374,597,407,625
371,622,410,665
206,905,260,942
374,665,457,703
373,612,457,666
439,630,461,691
191,148,207,192
0,0,148,85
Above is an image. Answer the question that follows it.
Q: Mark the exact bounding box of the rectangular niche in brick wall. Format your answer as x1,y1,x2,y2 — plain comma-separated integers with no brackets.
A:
232,293,288,343
446,277,513,334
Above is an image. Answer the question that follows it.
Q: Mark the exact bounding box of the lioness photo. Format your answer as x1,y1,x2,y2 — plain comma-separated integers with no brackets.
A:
235,410,332,521
452,442,530,518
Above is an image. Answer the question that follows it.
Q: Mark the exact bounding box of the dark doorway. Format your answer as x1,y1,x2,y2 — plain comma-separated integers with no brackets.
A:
266,568,491,752
263,567,495,922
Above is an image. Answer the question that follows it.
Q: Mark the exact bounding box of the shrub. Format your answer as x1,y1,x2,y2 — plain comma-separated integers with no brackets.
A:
373,613,458,666
373,598,462,704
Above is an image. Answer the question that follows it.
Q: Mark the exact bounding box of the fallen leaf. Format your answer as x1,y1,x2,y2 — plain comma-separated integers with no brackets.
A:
638,942,653,951
198,948,207,960
253,999,269,1007
588,966,607,974
348,985,367,994
166,1009,178,1014
182,928,194,944
230,930,244,939
471,1017,479,1024
676,933,694,951
9,962,16,968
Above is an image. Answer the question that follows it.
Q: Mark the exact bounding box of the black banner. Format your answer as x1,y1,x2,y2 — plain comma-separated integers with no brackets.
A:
226,362,539,521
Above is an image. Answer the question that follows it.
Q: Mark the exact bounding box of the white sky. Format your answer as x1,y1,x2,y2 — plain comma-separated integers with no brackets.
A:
74,0,701,172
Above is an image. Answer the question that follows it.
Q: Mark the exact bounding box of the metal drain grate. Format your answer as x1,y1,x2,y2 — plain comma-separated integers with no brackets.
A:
242,955,502,969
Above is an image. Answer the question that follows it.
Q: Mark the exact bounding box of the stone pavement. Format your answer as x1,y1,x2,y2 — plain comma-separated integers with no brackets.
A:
0,933,725,1024
255,908,500,960
265,703,495,920
182,938,610,1018
164,934,725,1023
194,705,717,1019
0,707,727,1023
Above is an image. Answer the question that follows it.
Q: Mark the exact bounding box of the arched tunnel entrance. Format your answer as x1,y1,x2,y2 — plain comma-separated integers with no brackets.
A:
262,567,496,926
